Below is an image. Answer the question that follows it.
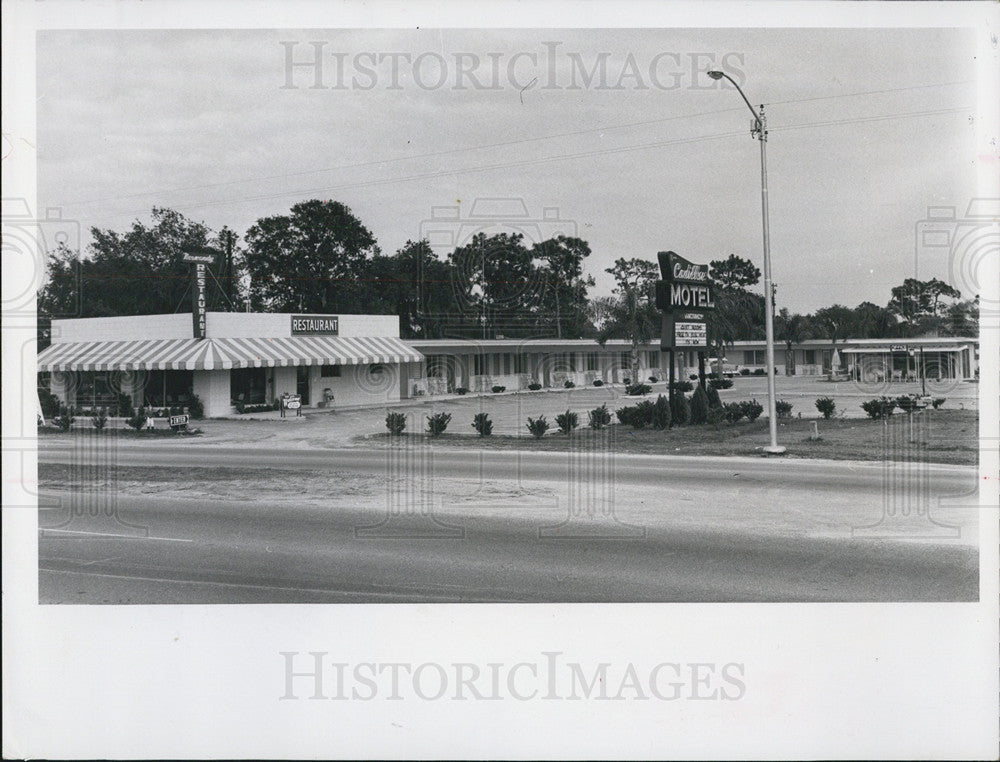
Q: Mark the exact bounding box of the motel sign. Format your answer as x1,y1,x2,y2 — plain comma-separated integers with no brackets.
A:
655,251,713,351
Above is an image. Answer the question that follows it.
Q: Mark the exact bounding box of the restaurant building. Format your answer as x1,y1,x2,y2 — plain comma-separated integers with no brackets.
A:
38,311,978,416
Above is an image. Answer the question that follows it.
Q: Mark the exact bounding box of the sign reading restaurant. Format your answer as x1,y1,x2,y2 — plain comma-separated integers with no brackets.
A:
291,315,339,336
655,251,713,351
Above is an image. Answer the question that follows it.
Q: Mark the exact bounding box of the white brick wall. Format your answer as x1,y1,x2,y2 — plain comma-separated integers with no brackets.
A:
52,314,193,343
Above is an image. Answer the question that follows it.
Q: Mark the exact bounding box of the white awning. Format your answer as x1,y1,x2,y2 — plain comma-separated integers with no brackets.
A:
840,345,967,355
38,336,423,372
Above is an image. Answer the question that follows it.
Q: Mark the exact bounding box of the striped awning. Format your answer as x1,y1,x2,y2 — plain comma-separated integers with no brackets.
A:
38,336,423,372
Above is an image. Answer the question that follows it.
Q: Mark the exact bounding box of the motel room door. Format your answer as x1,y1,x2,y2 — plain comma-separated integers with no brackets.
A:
296,366,310,405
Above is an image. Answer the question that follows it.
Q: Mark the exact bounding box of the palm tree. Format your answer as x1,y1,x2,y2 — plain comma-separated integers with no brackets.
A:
592,286,659,383
708,287,762,380
775,308,812,375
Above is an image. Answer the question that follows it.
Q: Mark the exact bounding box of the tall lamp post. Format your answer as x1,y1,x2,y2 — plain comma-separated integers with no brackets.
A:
707,70,785,454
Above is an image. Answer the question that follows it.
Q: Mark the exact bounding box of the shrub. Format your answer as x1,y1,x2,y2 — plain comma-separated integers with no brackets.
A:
625,383,652,396
815,397,836,419
55,405,75,431
588,404,611,430
187,394,205,420
615,405,634,426
752,368,767,376
708,378,734,390
707,406,726,426
628,401,655,429
739,368,751,376
775,400,793,419
526,415,550,439
861,397,896,419
471,412,493,436
426,412,452,435
688,374,699,381
235,400,246,414
115,393,133,418
740,399,764,422
670,380,693,393
455,387,469,395
555,410,579,435
689,385,710,425
895,395,919,414
723,402,744,423
527,382,542,391
238,403,273,414
706,384,722,409
670,391,690,426
491,385,506,393
563,380,576,388
932,397,946,409
648,376,659,383
126,405,148,431
38,388,61,419
91,407,108,430
385,412,407,435
651,394,671,430
592,379,604,387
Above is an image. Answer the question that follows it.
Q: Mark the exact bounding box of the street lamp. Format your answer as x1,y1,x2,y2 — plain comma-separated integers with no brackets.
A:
707,70,785,454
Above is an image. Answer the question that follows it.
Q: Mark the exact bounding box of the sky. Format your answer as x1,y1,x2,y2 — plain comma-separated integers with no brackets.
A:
36,26,981,315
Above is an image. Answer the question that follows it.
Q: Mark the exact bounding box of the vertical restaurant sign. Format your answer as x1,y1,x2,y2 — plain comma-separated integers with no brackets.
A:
655,251,713,351
182,249,217,341
191,263,208,339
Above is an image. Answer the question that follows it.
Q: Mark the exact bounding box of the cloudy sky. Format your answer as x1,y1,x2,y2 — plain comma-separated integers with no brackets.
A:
36,26,980,314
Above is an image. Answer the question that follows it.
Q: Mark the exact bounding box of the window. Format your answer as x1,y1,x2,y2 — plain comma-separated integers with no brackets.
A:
647,351,659,368
474,354,486,375
567,353,577,372
230,367,267,405
320,364,341,377
586,352,599,371
803,350,816,365
514,353,526,374
620,352,630,369
502,353,511,375
145,369,194,407
743,350,765,365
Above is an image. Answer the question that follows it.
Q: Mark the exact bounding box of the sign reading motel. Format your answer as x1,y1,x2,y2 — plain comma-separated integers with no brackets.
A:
655,251,713,351
291,315,339,336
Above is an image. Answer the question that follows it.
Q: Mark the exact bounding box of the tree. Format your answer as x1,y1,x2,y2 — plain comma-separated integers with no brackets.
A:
448,232,537,338
594,258,660,382
242,199,380,313
812,304,855,347
532,236,596,338
709,254,761,290
887,277,962,336
852,301,897,339
36,207,234,348
775,308,814,375
707,255,763,379
943,297,979,336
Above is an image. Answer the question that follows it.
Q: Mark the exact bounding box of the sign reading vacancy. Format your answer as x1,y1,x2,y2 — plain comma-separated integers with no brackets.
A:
291,315,339,336
655,251,713,351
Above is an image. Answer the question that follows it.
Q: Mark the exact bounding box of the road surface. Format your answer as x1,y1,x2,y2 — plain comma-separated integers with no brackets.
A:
37,444,979,603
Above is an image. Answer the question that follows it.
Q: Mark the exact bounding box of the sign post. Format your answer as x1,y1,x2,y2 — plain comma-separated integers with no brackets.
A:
655,251,714,407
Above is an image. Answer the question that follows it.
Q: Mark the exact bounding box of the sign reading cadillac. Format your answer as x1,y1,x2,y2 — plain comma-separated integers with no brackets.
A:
655,251,712,351
291,315,339,336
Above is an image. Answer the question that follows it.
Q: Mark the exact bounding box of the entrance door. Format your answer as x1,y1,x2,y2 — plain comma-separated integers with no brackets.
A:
296,366,310,405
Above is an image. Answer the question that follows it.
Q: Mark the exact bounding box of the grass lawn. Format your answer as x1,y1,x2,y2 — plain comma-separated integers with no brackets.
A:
362,409,978,465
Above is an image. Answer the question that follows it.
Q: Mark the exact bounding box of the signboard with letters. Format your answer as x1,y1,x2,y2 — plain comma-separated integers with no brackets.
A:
655,251,713,351
291,315,339,336
169,414,189,429
182,247,219,340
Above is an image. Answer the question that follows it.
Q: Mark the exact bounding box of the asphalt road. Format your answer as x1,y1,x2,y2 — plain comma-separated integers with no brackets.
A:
37,445,979,603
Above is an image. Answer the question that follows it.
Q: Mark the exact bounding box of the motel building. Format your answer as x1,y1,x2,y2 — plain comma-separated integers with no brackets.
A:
37,311,979,418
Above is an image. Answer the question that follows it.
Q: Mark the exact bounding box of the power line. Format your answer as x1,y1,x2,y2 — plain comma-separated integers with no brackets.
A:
115,105,969,218
55,80,971,210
